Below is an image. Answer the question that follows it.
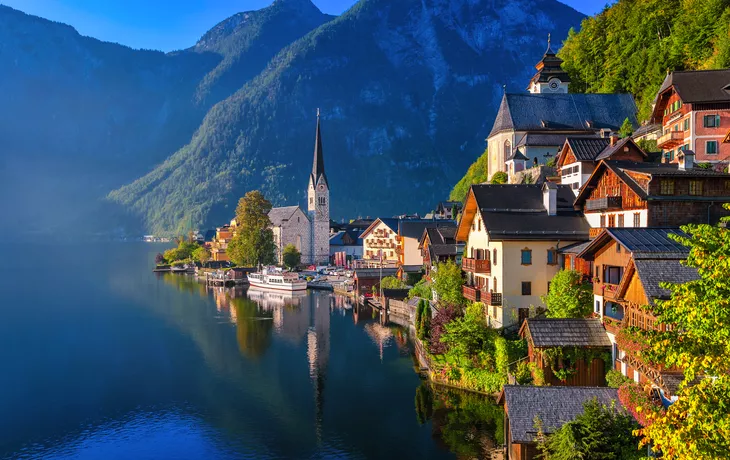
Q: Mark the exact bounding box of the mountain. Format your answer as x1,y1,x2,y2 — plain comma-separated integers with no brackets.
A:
191,0,335,104
0,1,333,234
558,0,730,120
110,0,585,235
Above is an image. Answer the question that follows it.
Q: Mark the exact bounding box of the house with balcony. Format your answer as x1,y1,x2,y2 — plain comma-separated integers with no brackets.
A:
651,69,730,163
577,227,699,399
456,183,590,328
418,224,463,278
358,218,400,268
574,154,730,235
556,136,647,194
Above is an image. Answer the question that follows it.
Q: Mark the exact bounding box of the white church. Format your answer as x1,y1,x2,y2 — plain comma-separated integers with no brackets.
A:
269,111,330,266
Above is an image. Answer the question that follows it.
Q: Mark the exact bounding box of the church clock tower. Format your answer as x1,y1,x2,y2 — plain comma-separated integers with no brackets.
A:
528,34,571,94
308,109,330,265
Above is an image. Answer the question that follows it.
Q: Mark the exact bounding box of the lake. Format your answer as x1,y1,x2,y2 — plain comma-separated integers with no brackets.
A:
0,243,502,459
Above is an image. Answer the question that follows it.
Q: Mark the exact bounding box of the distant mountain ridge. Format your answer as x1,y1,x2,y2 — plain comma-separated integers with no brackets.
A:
110,0,585,235
0,0,584,235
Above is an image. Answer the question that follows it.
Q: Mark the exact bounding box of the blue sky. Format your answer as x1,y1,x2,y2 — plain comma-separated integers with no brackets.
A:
0,0,611,52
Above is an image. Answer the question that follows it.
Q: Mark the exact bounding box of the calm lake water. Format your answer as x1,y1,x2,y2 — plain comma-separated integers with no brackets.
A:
0,243,502,459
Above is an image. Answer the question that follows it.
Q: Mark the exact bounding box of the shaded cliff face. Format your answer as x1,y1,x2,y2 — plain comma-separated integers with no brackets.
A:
110,0,585,235
0,1,333,235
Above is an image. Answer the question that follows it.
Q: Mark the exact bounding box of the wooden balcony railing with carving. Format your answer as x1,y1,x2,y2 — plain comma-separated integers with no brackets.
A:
462,257,491,275
462,285,481,302
586,196,622,212
482,291,502,306
589,227,604,239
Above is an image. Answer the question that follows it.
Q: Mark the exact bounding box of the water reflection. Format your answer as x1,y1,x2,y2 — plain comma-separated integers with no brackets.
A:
415,383,505,459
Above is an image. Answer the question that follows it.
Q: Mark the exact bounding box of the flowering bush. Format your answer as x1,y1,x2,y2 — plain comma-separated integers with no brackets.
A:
429,304,463,354
618,382,664,427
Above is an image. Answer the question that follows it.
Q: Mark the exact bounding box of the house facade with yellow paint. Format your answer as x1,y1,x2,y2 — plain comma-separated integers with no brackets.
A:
456,183,590,329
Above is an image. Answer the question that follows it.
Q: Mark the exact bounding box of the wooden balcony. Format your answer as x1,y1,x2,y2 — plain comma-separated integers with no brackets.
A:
656,130,685,149
482,291,502,306
462,257,491,274
624,303,665,331
462,285,481,302
589,227,604,239
586,196,622,212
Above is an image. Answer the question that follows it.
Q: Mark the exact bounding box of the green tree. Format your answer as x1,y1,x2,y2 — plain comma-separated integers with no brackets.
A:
441,303,495,358
408,278,433,300
282,244,301,269
631,207,730,458
163,240,199,263
490,171,508,184
449,147,489,203
192,246,211,265
227,191,276,266
541,270,593,318
433,260,466,306
618,117,634,138
381,276,407,289
537,399,642,460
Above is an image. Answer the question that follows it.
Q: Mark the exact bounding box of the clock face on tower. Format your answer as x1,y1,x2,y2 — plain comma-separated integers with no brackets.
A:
318,184,325,191
548,78,562,91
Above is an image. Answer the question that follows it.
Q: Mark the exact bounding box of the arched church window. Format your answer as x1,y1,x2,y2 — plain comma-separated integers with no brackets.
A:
504,140,511,163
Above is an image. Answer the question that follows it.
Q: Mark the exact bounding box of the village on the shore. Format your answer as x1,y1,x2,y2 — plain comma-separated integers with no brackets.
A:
152,42,730,459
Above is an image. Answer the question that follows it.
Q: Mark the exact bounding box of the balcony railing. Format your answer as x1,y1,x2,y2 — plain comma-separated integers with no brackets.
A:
656,130,685,149
482,291,502,306
462,285,481,302
585,196,622,212
589,227,604,239
462,257,491,274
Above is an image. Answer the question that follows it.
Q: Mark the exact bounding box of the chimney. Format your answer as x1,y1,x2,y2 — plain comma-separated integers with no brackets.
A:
609,134,619,147
679,150,695,171
543,182,557,216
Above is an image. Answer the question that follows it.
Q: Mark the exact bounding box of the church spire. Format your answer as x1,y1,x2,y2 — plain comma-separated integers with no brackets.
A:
527,32,570,93
311,109,328,187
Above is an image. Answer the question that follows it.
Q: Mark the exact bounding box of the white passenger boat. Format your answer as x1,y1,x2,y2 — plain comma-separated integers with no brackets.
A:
247,268,307,291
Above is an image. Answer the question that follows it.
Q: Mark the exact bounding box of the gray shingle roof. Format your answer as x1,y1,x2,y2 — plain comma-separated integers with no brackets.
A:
470,184,591,241
657,69,730,104
566,137,610,161
399,220,454,240
354,268,398,279
634,259,699,301
490,93,638,137
503,386,620,442
517,133,596,148
607,228,689,259
524,318,611,348
268,206,306,226
558,241,591,255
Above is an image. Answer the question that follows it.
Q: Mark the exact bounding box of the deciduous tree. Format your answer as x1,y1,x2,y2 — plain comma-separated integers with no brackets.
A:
282,244,301,269
433,260,465,306
227,191,276,267
537,399,642,460
631,210,730,458
541,270,593,318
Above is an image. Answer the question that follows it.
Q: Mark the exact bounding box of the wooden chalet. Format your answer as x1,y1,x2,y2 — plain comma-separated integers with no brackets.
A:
418,225,463,277
499,385,620,460
519,318,611,387
574,156,730,234
556,136,647,194
577,228,700,398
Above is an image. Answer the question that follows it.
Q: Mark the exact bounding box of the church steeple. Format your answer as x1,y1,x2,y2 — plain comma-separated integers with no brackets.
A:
528,33,571,94
311,109,328,187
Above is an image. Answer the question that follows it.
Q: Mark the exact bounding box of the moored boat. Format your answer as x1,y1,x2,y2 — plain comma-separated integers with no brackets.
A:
247,268,307,291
